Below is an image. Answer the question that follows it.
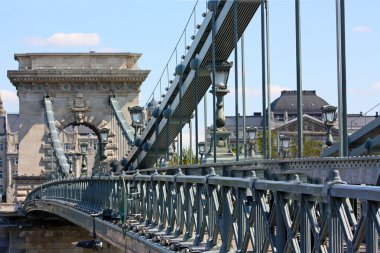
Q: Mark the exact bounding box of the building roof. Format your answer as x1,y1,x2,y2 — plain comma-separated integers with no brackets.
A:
270,90,329,115
225,115,263,128
347,114,378,132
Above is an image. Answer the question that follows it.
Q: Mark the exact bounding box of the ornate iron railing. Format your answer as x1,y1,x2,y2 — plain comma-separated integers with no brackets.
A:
25,168,380,252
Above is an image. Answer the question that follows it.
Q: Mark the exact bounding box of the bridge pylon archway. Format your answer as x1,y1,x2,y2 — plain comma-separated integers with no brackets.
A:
8,52,150,202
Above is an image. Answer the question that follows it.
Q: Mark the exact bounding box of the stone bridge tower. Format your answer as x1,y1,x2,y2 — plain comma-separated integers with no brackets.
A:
7,52,149,202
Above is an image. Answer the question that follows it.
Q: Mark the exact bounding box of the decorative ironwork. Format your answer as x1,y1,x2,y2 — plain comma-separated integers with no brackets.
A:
25,168,380,252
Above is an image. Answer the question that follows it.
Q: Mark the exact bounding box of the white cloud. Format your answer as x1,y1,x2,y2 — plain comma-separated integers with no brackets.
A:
27,33,100,47
352,26,372,33
270,84,290,96
370,82,380,91
0,90,19,113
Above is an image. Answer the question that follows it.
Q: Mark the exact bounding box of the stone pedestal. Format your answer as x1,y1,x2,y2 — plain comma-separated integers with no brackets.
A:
205,128,235,163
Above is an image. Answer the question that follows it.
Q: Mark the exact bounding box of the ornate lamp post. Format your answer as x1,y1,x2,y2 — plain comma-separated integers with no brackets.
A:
246,127,258,157
99,128,109,159
321,105,337,146
99,128,109,174
198,141,206,161
66,152,81,177
168,146,175,163
80,142,89,176
128,106,144,139
66,153,74,176
129,106,144,169
279,135,291,158
206,60,234,161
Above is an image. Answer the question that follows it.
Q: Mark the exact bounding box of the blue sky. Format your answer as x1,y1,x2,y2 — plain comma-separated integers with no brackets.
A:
1,0,379,120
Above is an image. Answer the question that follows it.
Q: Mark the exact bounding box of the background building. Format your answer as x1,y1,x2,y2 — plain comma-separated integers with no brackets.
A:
209,90,378,158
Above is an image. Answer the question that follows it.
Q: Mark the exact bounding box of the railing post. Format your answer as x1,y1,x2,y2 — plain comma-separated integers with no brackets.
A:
220,185,232,252
206,168,218,250
145,174,153,225
326,170,345,253
183,180,194,241
301,194,311,253
158,180,166,231
275,191,286,252
174,168,185,237
165,179,175,235
194,179,205,245
236,186,247,252
366,201,379,253
253,191,266,251
151,170,159,227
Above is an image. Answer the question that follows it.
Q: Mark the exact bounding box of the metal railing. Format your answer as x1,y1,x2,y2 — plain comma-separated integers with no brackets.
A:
25,168,380,252
144,0,207,107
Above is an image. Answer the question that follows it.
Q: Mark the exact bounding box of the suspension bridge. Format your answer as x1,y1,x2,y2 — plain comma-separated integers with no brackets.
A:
6,0,380,252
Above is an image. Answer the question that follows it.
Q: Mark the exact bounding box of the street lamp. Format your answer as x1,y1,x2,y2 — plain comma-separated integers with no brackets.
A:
72,212,103,250
66,153,74,176
321,105,337,146
279,135,291,158
246,127,258,157
168,148,174,163
128,106,144,133
159,157,167,168
206,60,233,161
198,141,206,161
99,128,109,160
98,128,109,175
208,60,232,90
129,106,145,169
207,60,233,128
80,142,88,176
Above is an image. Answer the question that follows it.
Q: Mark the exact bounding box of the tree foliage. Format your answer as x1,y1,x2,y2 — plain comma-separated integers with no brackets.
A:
170,147,196,165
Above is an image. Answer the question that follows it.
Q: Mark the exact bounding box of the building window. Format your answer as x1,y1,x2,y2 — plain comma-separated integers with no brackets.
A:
64,143,70,150
13,170,17,176
0,159,2,166
16,144,19,150
94,143,98,151
0,171,2,178
14,158,18,165
0,143,3,151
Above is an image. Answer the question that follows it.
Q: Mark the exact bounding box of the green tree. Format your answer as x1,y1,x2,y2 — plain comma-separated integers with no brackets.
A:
169,147,196,166
304,138,323,157
256,130,278,158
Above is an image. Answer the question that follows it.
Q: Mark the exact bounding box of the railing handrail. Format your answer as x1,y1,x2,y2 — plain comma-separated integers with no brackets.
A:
26,170,380,203
144,0,203,107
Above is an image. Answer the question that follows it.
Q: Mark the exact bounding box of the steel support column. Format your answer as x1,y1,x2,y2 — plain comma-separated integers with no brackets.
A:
234,0,240,161
265,0,272,159
241,34,247,158
211,4,217,163
261,0,267,159
295,0,303,158
336,0,348,157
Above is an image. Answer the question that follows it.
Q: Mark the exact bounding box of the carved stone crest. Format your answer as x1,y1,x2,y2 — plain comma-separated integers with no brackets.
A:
67,93,92,123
